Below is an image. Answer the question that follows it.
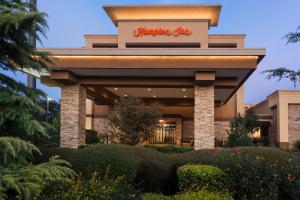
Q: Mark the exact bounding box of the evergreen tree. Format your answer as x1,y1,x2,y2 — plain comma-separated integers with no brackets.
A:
0,1,74,199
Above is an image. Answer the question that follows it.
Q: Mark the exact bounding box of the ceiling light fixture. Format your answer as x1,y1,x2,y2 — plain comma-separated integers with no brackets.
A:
153,95,156,98
114,87,118,91
182,88,186,92
184,95,187,98
124,94,128,97
147,88,151,91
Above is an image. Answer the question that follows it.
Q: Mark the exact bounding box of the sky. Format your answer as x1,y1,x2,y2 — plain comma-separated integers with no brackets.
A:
6,0,300,104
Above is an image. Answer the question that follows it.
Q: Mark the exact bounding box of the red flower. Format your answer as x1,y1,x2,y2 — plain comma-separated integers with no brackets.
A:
232,147,241,154
288,174,295,182
211,148,218,155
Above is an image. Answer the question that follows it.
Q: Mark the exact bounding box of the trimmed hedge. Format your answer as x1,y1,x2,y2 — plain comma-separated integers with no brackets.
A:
37,144,177,193
36,145,300,199
144,145,192,154
142,190,233,200
177,164,225,192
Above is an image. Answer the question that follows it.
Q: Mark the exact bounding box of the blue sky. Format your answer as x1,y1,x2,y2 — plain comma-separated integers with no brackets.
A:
7,0,300,103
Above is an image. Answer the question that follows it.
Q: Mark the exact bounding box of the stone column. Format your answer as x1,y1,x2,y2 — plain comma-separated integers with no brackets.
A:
194,84,215,150
60,84,86,148
175,118,183,145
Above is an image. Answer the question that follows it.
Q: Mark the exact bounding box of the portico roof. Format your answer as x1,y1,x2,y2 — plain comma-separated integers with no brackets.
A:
103,4,222,27
39,47,265,105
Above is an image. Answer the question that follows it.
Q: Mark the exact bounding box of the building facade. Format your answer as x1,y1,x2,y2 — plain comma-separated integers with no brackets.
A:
252,90,300,149
40,5,265,149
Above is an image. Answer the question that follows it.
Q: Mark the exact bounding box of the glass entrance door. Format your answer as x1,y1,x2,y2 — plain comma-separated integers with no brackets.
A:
150,121,176,144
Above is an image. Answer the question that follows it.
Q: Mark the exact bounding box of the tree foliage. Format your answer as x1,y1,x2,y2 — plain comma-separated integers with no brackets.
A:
226,109,260,147
284,25,300,44
0,137,75,200
0,0,51,72
0,1,73,199
262,25,300,87
262,67,300,88
109,96,161,145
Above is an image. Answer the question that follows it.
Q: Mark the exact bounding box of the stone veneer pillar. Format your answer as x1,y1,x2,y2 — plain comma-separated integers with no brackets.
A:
194,85,215,150
60,84,86,148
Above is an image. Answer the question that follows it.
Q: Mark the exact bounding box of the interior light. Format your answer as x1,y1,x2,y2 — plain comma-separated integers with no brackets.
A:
114,88,118,91
124,94,128,97
182,88,186,92
153,95,156,98
147,88,151,91
184,95,187,98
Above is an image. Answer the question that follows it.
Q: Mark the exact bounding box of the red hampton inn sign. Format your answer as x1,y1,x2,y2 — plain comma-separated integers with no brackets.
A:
133,27,192,37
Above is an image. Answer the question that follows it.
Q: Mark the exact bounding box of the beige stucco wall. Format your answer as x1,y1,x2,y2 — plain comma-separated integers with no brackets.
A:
215,86,244,120
118,20,209,48
253,90,300,149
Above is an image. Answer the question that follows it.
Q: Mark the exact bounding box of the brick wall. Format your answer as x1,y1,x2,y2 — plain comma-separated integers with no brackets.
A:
92,117,109,135
288,104,300,149
214,121,230,140
60,84,86,148
194,85,214,149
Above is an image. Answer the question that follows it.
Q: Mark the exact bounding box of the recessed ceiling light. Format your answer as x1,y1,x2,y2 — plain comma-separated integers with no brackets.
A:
153,95,156,98
124,94,128,97
114,87,118,91
182,88,186,92
147,88,151,91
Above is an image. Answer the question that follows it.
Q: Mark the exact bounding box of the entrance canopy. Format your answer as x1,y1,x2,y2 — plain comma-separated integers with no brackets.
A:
41,48,264,105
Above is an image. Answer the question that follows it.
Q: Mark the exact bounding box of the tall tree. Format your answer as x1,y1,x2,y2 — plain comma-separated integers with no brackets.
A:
109,96,161,145
0,1,74,199
262,26,300,87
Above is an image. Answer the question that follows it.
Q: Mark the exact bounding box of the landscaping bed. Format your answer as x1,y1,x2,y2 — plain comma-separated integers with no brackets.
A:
36,145,300,199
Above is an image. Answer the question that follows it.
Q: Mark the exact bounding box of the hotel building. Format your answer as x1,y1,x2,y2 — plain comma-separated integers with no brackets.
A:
40,5,266,149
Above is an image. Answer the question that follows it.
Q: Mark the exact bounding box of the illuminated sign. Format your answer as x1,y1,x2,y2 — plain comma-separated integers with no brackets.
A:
133,27,192,37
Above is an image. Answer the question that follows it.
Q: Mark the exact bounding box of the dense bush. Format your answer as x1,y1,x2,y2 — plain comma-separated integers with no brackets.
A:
182,147,300,200
37,144,176,193
36,145,300,199
85,129,100,144
177,164,226,192
142,190,233,200
226,109,259,147
35,171,140,200
294,140,300,150
144,145,192,154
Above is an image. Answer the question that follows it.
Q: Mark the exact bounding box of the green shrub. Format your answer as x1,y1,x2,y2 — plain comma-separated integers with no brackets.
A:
177,164,225,192
182,147,300,199
144,145,192,154
37,144,176,193
85,129,99,144
142,190,233,200
36,145,300,199
36,171,140,200
295,140,300,150
226,109,259,147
